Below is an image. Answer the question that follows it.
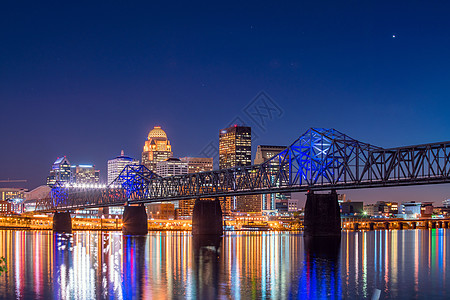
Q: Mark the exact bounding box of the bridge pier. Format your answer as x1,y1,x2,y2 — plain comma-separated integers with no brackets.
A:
383,222,390,230
122,205,148,235
412,222,417,229
369,222,374,230
444,222,449,229
52,211,72,233
431,221,436,229
399,222,404,230
304,191,341,237
192,198,223,236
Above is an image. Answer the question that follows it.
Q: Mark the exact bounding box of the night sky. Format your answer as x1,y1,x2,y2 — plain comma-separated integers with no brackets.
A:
1,1,450,203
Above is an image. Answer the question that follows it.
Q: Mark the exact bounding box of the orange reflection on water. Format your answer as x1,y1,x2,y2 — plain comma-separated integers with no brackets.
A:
0,229,449,299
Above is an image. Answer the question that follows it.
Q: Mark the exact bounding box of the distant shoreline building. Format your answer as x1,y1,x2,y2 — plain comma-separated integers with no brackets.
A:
107,150,139,185
141,126,173,172
0,187,27,214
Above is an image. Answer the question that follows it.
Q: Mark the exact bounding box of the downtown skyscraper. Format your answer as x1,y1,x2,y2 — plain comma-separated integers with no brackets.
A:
219,125,251,169
219,125,259,212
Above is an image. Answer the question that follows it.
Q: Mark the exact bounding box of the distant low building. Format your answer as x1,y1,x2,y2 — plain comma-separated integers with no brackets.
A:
0,188,27,214
363,201,398,217
443,199,450,208
288,198,300,212
364,204,378,216
0,200,12,214
275,200,288,212
399,201,422,219
147,203,175,219
341,201,364,215
421,202,434,217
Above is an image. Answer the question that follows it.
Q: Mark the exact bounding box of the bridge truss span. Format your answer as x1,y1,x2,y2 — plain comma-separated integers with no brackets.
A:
39,128,450,211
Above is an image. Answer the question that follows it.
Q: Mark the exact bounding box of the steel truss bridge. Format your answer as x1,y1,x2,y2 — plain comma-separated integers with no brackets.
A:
36,128,450,212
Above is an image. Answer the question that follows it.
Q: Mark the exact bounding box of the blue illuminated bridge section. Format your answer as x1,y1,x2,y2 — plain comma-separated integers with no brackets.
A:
36,128,450,211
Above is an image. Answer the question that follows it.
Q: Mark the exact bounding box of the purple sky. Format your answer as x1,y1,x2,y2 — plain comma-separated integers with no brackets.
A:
1,1,450,204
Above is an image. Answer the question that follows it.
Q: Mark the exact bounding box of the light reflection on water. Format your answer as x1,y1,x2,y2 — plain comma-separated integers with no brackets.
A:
0,229,449,299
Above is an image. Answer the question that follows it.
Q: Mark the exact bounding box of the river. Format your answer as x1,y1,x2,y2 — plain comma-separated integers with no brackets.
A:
0,229,449,299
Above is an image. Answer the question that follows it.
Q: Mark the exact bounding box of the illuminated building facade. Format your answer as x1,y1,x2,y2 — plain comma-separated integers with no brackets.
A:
46,156,71,186
70,165,100,183
0,188,26,201
147,202,175,219
219,125,251,169
399,201,422,219
179,157,213,173
156,158,188,177
0,200,12,214
444,199,450,208
178,157,214,218
141,126,173,172
254,145,288,210
0,188,26,214
107,150,139,185
219,125,253,212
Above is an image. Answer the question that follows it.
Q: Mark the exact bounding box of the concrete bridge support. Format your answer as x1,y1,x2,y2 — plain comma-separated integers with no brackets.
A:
122,205,148,235
399,222,404,230
304,191,341,237
384,222,390,230
412,222,417,229
431,222,436,229
369,222,374,230
52,211,72,233
192,198,223,236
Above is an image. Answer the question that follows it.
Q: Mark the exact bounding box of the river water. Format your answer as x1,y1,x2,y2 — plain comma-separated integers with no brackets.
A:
0,229,448,299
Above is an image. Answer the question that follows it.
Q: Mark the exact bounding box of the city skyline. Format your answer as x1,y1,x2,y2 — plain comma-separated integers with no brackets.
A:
2,1,450,204
2,123,450,205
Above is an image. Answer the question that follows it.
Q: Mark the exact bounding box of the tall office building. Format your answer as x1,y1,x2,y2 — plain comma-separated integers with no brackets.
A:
70,165,100,183
141,126,173,172
46,156,71,186
178,157,214,218
156,158,188,177
219,125,252,169
219,125,257,212
107,150,139,185
254,145,288,210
